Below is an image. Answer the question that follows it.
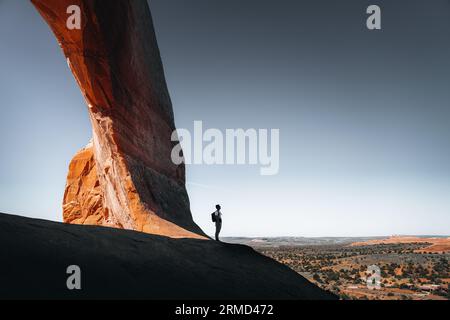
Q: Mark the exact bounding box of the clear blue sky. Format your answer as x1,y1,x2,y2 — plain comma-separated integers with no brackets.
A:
1,0,449,237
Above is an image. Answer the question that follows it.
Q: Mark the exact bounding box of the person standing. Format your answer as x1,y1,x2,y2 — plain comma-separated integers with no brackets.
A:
211,204,223,241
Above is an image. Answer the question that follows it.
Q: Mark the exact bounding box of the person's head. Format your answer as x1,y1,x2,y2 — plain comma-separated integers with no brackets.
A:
216,204,221,210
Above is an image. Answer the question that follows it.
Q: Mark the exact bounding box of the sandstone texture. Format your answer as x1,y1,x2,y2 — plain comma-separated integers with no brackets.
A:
31,0,205,238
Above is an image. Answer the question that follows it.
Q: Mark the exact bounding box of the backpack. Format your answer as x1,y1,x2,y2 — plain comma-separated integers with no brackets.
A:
211,212,217,222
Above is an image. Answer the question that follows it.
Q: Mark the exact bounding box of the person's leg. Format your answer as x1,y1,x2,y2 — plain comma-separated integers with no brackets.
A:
215,221,222,241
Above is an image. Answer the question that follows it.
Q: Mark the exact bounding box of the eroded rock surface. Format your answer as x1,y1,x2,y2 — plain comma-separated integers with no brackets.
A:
31,0,205,238
63,141,104,225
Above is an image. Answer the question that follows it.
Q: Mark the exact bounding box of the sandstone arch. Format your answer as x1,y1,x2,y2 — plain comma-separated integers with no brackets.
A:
31,0,206,239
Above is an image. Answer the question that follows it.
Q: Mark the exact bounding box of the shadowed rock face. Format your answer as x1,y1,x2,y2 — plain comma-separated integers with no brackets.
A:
31,0,205,238
0,213,337,299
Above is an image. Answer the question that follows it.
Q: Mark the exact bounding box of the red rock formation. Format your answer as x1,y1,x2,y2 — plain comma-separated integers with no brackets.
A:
31,0,206,239
63,141,104,225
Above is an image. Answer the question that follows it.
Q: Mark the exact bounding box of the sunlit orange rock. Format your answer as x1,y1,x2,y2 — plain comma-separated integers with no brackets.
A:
31,0,206,239
63,141,104,226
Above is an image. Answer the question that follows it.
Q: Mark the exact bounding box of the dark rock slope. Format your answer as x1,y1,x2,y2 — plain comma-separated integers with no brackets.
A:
0,213,336,299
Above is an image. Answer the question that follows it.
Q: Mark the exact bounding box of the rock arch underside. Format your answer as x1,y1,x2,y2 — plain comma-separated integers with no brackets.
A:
31,0,206,239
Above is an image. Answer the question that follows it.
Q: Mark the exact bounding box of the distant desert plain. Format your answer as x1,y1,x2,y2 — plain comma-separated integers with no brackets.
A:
227,235,450,300
349,236,450,253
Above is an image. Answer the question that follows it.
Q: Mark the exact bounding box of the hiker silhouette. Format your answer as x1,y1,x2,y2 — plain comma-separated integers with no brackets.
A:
211,204,222,241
